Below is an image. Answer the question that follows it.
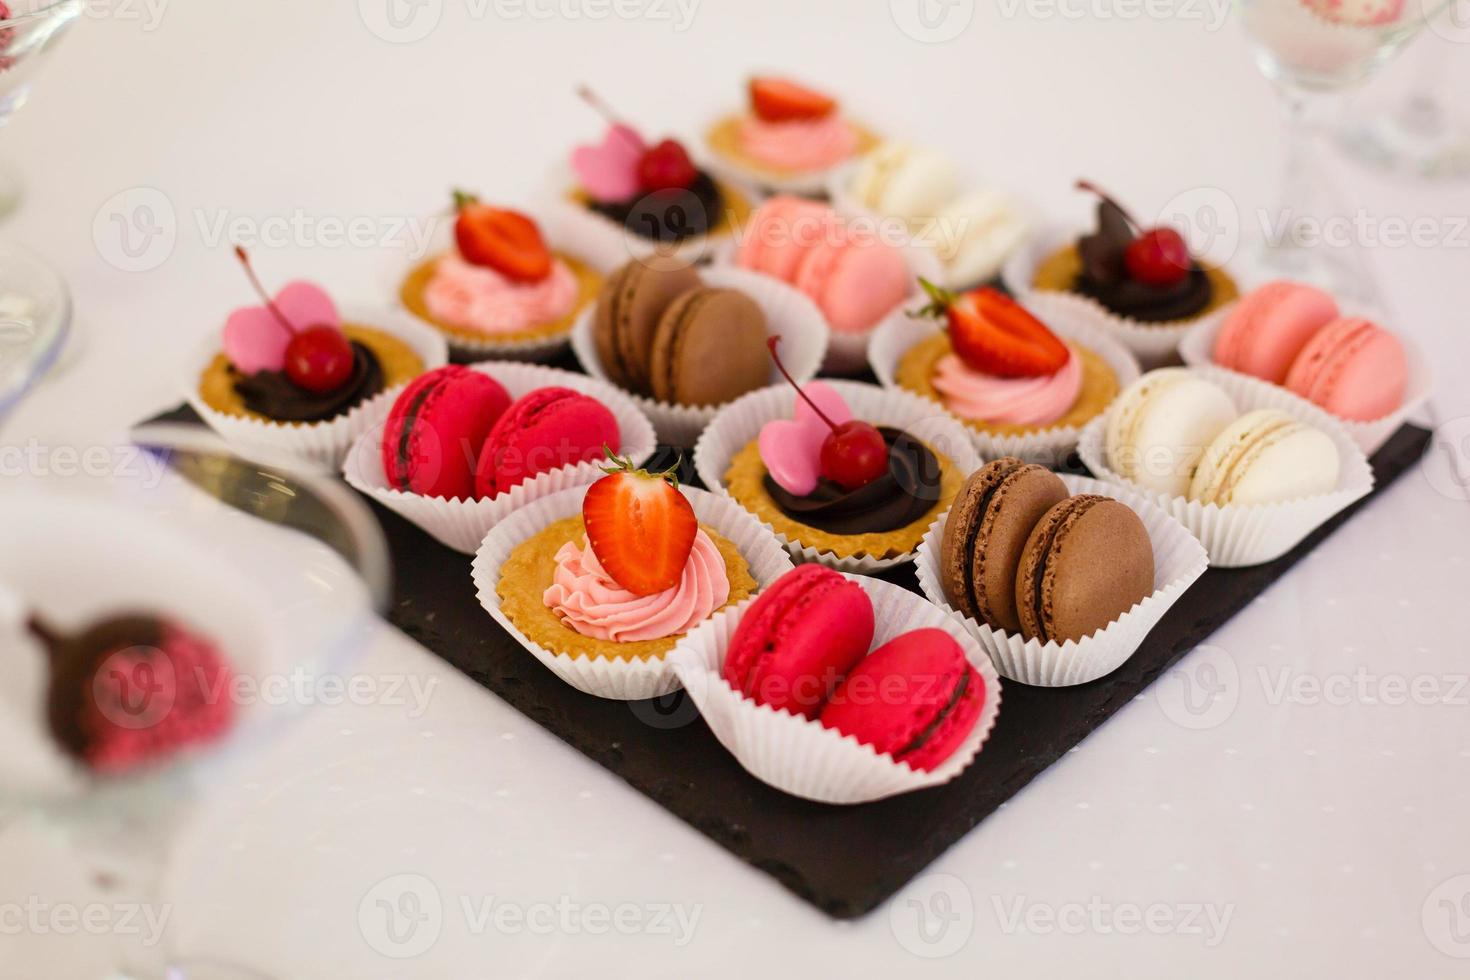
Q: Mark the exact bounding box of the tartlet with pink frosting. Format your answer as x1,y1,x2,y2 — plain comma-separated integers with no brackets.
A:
495,457,756,662
400,192,602,353
705,76,879,193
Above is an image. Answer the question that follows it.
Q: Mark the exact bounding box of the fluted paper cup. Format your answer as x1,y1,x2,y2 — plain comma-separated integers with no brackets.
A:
692,379,981,573
186,306,449,472
571,265,828,446
868,290,1141,466
702,112,880,199
341,362,657,553
1003,225,1237,368
395,206,615,363
471,485,793,700
1077,366,1374,568
915,474,1208,687
667,573,1002,804
1178,304,1435,457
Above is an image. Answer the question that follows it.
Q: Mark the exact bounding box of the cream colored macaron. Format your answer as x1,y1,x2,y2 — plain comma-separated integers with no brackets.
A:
1104,368,1238,498
922,188,1029,288
849,142,960,220
1188,409,1340,506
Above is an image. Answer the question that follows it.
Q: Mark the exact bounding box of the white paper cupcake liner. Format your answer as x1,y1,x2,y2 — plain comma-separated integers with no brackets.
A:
666,573,1002,804
570,265,829,447
341,362,657,553
914,474,1208,687
1002,225,1232,368
867,290,1142,467
1178,303,1435,457
692,379,982,573
1077,366,1374,568
185,305,450,472
393,206,619,363
470,485,794,700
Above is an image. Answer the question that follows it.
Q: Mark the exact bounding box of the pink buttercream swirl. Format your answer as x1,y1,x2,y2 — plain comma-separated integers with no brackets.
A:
737,114,859,172
543,530,730,643
424,253,579,335
932,346,1083,427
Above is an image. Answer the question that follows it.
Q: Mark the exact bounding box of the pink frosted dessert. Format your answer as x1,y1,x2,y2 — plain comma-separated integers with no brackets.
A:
1301,0,1405,26
932,346,1083,427
543,531,730,643
424,253,579,336
737,114,859,172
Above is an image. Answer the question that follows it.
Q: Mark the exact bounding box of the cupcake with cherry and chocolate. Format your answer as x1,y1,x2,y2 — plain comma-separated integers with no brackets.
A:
705,76,879,196
559,86,752,261
695,340,979,570
191,248,446,467
399,191,602,359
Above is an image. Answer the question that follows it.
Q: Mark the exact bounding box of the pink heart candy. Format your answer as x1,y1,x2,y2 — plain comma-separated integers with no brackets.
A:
571,123,647,204
758,381,853,496
223,281,341,374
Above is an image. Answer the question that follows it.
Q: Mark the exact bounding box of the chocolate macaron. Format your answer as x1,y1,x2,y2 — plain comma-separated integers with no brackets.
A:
1014,495,1154,644
939,457,1067,634
593,258,702,394
648,286,769,407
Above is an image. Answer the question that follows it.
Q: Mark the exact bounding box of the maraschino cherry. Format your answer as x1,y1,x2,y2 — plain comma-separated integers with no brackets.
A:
234,246,353,394
767,337,888,491
577,85,697,193
1076,180,1192,287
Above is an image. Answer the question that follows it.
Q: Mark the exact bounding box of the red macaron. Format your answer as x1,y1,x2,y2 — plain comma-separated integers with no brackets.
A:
819,628,984,773
722,565,874,720
472,386,621,499
381,365,511,501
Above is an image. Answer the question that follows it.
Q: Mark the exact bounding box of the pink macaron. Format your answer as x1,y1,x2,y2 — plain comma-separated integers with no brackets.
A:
381,365,512,501
1284,317,1407,421
722,565,875,720
819,628,984,773
472,386,621,499
793,233,909,334
735,195,838,282
1213,280,1339,384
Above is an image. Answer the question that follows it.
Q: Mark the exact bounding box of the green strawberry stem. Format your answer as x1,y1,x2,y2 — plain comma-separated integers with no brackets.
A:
451,189,479,213
911,277,957,321
599,444,680,489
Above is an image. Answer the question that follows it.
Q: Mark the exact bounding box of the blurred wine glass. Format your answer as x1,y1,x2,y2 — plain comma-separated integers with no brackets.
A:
0,238,70,420
1236,0,1457,299
0,0,82,214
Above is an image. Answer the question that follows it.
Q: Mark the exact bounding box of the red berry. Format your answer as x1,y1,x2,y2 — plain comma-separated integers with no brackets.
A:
1125,228,1191,286
916,281,1069,378
637,139,698,192
821,421,889,491
285,325,354,393
582,453,698,596
749,77,837,122
453,193,553,282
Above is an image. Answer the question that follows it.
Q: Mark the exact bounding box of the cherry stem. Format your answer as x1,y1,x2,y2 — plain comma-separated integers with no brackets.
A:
234,245,299,337
1074,180,1140,234
576,84,645,153
767,337,837,434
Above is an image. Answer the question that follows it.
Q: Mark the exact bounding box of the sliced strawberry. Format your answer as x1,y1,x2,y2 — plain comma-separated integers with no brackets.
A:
582,452,697,596
452,191,552,282
915,280,1069,378
749,77,836,123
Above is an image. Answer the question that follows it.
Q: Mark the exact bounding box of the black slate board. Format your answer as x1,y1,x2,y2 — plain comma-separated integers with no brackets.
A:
144,396,1431,920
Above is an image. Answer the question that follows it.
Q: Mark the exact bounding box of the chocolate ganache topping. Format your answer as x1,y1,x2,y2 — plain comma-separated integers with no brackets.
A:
233,341,384,422
589,170,724,243
1073,200,1212,322
764,427,944,535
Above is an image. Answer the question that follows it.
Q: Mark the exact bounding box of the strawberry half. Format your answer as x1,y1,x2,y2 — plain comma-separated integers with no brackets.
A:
582,451,697,597
914,280,1070,378
452,191,552,282
748,77,836,123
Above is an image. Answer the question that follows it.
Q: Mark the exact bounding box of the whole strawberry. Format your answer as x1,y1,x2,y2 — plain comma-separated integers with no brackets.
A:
582,450,697,596
913,279,1069,379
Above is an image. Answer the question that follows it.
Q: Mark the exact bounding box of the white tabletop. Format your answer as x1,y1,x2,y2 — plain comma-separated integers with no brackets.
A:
4,2,1470,976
